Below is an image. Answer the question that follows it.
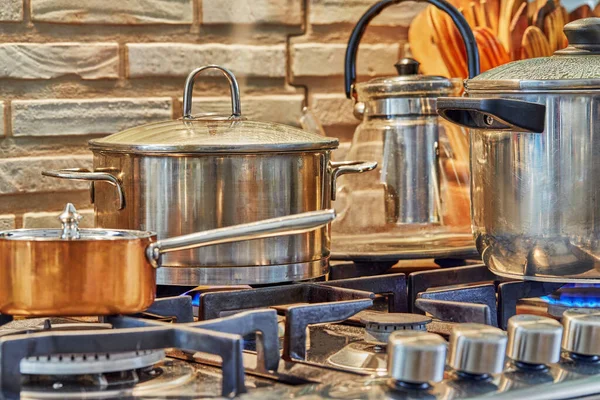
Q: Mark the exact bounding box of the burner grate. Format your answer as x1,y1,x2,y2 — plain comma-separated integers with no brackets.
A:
198,283,375,360
0,297,282,398
407,264,566,329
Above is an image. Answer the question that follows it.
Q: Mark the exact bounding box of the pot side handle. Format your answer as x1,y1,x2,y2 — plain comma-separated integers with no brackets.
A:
329,161,378,201
42,169,126,210
437,97,546,133
146,210,336,268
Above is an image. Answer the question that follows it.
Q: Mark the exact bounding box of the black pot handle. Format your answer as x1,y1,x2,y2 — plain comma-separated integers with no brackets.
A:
344,0,480,99
437,97,546,133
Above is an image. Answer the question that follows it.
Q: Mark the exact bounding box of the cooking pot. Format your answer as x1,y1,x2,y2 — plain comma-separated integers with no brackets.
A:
0,203,335,316
437,18,600,282
43,65,376,286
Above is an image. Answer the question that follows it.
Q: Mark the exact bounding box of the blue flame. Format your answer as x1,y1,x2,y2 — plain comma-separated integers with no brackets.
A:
178,292,201,307
190,293,201,307
541,283,600,308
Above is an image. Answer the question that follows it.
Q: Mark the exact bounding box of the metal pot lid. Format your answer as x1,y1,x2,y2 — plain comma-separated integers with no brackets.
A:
89,66,338,155
355,58,454,101
466,18,600,92
0,204,153,241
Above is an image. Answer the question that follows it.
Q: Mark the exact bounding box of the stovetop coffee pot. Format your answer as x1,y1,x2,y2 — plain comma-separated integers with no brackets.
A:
330,0,481,260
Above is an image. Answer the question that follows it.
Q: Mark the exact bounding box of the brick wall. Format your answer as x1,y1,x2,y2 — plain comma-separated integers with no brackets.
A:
0,0,422,228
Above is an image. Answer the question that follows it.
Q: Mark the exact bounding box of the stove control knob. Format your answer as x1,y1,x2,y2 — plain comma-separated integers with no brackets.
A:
507,315,563,365
388,331,446,384
562,308,600,357
448,323,507,375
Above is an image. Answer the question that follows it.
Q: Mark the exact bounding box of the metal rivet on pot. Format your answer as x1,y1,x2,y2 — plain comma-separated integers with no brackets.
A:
484,115,494,126
353,102,366,119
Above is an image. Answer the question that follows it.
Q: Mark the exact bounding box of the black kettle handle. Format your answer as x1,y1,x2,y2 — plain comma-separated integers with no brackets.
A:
437,97,546,133
344,0,480,99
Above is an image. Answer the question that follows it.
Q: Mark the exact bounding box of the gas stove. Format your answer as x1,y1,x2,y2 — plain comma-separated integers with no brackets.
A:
2,263,600,399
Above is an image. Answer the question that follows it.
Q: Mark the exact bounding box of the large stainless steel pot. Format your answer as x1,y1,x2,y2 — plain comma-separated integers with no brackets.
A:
0,203,335,316
43,65,376,286
437,18,600,282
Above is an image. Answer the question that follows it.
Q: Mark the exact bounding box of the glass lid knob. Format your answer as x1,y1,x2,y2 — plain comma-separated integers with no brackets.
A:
58,203,81,240
395,57,420,76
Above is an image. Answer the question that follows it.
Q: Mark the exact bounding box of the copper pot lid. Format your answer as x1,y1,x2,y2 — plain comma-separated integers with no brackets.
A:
89,65,338,155
466,18,600,92
0,204,153,241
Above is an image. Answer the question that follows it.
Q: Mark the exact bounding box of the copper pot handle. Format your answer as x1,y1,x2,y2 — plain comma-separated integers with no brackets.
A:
145,209,336,268
182,65,242,120
329,161,377,201
42,169,126,210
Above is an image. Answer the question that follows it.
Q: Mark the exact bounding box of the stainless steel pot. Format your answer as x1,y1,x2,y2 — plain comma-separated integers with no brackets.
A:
43,65,376,286
0,203,335,316
437,18,600,282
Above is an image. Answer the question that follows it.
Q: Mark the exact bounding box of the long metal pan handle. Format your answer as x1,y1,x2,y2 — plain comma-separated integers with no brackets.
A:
437,97,546,133
42,169,126,210
146,210,336,268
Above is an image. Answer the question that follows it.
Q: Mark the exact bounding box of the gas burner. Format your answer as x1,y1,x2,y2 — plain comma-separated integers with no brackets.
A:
543,284,600,317
327,341,388,375
21,350,165,375
360,312,431,344
324,313,431,375
21,359,195,399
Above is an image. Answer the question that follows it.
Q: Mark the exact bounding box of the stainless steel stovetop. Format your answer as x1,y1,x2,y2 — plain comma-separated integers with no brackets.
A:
2,263,600,400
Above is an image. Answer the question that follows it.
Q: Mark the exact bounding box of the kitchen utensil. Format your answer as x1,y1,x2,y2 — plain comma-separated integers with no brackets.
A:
0,204,335,316
437,18,600,282
478,0,493,30
333,0,478,260
533,0,556,29
475,27,511,71
509,2,529,59
570,4,591,21
408,10,451,76
499,0,525,52
428,5,469,78
521,25,552,58
485,0,500,33
43,65,376,286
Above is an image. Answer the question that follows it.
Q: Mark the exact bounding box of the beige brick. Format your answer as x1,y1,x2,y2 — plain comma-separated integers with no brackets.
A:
23,209,94,228
0,102,4,137
0,155,92,194
202,0,302,25
0,214,15,230
12,98,172,137
291,43,399,78
0,43,119,80
185,95,304,126
332,141,351,161
309,0,424,26
31,0,192,24
127,44,286,78
0,0,23,21
311,93,357,126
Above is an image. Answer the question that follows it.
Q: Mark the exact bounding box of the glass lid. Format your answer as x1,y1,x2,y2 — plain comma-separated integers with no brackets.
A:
355,58,454,101
467,18,600,91
0,204,153,241
89,66,338,155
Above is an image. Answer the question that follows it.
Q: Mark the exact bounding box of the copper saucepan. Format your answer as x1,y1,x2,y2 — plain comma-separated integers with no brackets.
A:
0,204,336,317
